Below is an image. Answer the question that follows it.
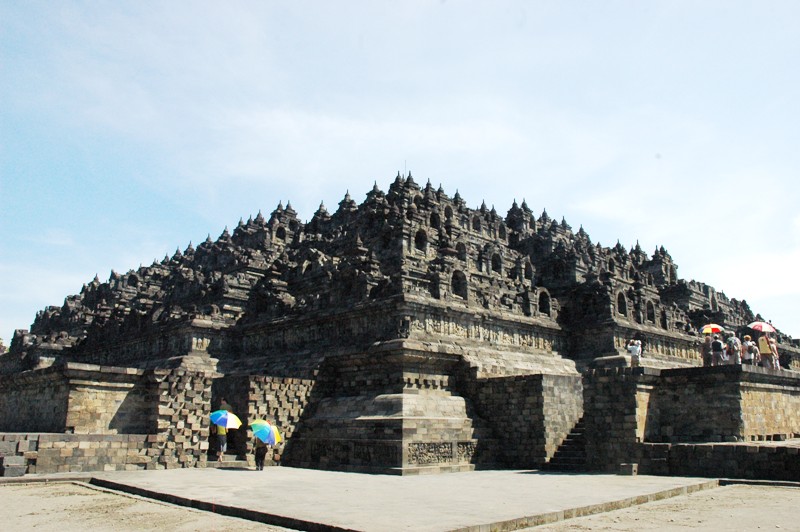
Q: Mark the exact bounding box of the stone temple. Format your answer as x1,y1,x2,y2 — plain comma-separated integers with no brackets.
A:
1,174,799,478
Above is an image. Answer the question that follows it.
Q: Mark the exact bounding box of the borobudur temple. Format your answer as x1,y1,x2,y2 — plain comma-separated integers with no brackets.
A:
1,174,799,478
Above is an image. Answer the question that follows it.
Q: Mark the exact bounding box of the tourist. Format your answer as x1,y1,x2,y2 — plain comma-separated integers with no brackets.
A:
726,334,741,365
758,334,776,369
701,334,714,366
711,334,725,366
211,423,228,462
770,337,782,370
627,339,641,367
253,436,269,471
213,397,234,462
741,335,758,365
219,397,233,412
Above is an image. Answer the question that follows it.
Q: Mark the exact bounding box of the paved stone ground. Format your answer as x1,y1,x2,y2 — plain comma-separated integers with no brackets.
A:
5,480,800,532
2,467,720,531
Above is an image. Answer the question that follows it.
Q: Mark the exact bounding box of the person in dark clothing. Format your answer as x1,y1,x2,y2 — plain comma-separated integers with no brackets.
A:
711,334,725,366
254,437,269,471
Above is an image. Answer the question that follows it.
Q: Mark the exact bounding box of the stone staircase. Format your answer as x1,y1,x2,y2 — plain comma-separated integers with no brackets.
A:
205,453,251,470
543,417,587,472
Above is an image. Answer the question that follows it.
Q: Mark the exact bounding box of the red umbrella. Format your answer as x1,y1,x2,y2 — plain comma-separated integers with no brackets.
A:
748,321,776,333
699,323,724,334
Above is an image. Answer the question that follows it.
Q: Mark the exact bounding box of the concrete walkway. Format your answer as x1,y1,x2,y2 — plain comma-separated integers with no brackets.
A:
29,467,720,531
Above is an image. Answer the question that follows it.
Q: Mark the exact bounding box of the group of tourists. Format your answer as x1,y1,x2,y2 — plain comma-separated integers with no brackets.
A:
701,332,781,369
626,331,784,369
210,398,272,471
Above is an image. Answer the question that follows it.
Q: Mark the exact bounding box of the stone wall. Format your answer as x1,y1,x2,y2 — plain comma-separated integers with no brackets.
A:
244,374,316,465
280,350,411,473
739,371,800,439
0,366,69,432
63,364,152,434
0,363,153,435
0,433,150,476
649,366,800,443
583,366,800,476
662,442,800,481
1,364,215,475
145,368,214,469
583,367,654,472
252,344,584,473
280,346,505,474
469,373,582,467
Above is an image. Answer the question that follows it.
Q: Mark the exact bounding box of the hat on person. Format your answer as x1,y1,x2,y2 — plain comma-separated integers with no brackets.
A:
713,334,719,339
744,335,751,341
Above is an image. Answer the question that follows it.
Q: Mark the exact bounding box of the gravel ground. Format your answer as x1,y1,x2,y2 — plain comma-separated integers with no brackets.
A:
1,481,291,532
533,484,800,531
3,481,799,531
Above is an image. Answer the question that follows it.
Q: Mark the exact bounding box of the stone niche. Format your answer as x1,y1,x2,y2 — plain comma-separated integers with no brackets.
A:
283,339,501,474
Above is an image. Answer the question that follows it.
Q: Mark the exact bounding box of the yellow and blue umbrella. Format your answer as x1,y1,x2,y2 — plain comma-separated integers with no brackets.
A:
251,419,281,445
210,409,242,429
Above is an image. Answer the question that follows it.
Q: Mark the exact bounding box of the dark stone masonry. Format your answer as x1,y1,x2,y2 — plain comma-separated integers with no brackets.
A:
1,174,798,478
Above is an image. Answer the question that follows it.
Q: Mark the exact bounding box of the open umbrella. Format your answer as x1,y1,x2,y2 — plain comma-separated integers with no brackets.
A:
251,419,282,445
210,409,242,429
700,323,724,334
748,321,776,333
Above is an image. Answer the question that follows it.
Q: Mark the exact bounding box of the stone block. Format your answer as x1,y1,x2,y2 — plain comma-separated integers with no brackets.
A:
619,463,638,475
1,455,25,467
2,465,27,477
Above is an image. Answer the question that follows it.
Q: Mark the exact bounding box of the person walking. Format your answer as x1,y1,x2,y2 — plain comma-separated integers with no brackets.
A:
758,334,776,369
212,397,235,462
726,334,742,365
769,337,782,370
213,424,228,462
741,335,758,365
711,335,725,366
253,437,269,471
701,334,714,367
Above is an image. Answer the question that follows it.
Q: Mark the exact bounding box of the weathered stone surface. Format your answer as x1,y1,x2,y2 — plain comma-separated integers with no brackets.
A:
0,177,798,476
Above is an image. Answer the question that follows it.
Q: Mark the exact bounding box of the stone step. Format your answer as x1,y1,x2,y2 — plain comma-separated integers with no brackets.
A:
545,462,587,472
553,450,584,458
546,416,587,472
553,445,584,453
550,456,586,464
205,456,251,469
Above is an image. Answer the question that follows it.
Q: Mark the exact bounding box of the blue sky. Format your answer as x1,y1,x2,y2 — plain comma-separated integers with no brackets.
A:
1,1,799,344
